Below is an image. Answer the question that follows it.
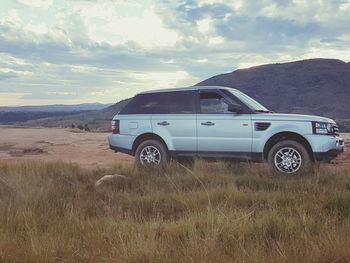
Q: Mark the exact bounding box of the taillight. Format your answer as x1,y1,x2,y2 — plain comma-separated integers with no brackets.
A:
112,120,120,134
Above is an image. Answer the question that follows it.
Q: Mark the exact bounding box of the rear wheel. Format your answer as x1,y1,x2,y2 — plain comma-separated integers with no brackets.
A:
267,140,311,174
135,139,168,166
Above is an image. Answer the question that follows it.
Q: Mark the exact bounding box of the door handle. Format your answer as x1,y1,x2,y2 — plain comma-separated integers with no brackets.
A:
201,121,215,126
157,121,170,126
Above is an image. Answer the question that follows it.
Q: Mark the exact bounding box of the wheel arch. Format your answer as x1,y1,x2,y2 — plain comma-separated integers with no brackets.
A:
263,132,314,161
132,133,169,155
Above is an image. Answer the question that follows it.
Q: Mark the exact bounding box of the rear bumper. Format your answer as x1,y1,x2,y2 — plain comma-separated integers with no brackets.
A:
109,145,133,155
108,134,135,156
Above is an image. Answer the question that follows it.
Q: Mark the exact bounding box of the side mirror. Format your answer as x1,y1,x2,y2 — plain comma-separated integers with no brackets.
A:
228,103,243,113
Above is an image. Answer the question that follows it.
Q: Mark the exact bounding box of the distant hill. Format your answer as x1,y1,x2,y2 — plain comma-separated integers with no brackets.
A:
0,111,91,124
20,99,131,130
0,102,113,128
197,58,350,131
0,103,112,112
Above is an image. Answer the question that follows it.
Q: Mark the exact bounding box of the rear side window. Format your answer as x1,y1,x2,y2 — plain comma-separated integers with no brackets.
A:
120,91,196,114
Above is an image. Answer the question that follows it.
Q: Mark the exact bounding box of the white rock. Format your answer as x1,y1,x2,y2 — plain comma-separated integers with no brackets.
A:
95,174,128,187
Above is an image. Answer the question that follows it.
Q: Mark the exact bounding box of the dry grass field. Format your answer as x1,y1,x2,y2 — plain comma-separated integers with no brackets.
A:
0,126,349,262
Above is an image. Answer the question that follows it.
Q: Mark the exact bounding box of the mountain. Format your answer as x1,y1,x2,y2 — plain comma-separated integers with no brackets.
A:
197,58,350,130
0,103,112,112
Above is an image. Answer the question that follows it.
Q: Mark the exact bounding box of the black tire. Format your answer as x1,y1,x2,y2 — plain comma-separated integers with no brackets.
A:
267,140,311,174
135,139,168,166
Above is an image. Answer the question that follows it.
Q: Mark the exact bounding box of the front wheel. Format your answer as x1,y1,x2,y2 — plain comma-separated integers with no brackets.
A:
135,139,168,167
267,140,311,174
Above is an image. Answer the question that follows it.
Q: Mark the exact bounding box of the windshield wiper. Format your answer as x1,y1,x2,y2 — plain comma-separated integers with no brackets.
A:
254,110,274,113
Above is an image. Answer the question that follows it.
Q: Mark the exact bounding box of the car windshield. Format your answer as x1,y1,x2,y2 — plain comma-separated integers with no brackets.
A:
228,89,270,112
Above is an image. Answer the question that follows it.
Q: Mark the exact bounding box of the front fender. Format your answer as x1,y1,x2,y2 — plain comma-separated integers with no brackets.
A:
252,122,313,153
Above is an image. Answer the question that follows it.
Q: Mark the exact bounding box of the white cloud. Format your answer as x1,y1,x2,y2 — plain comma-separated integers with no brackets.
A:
195,58,208,63
17,0,53,9
163,59,175,64
220,0,244,11
236,55,275,69
256,0,350,25
197,0,243,10
68,2,181,48
46,91,76,96
1,9,21,26
208,36,224,45
24,23,49,35
0,67,33,77
302,42,350,61
0,92,31,106
0,53,32,67
197,17,212,33
130,70,198,89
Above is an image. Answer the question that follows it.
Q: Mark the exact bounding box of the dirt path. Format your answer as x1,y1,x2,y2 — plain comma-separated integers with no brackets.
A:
0,126,132,168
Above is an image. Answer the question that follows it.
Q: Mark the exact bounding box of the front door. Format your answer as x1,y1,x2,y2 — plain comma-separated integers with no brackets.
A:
196,90,252,158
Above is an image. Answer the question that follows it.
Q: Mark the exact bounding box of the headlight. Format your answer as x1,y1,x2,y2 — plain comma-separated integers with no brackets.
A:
312,121,333,135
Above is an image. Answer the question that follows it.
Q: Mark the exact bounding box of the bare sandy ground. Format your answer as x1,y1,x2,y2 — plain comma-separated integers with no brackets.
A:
0,126,348,168
0,126,132,168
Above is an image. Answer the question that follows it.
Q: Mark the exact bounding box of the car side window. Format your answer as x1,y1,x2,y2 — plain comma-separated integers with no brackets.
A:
155,91,196,114
121,91,196,114
120,94,156,114
200,92,231,114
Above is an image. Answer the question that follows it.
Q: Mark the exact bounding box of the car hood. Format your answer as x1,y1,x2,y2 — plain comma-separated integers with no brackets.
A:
251,113,335,123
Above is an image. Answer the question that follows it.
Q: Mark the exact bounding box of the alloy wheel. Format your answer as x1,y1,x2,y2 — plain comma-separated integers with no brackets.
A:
139,145,161,166
274,147,302,173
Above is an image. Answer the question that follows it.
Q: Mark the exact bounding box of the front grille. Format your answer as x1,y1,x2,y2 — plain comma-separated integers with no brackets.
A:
255,122,271,131
332,124,339,136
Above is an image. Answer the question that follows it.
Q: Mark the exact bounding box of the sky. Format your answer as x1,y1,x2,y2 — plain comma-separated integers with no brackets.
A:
0,0,350,106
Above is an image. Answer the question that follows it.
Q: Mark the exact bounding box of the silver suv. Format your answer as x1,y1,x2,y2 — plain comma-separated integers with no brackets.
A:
108,86,345,173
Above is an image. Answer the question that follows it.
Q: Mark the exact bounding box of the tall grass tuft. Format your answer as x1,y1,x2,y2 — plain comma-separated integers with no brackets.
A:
0,160,350,262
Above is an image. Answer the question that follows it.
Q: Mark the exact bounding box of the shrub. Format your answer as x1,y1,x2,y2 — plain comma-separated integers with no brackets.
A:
84,124,90,131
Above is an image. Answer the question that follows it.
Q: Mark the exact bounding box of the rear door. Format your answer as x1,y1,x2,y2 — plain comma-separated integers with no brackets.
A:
196,90,252,157
151,90,197,153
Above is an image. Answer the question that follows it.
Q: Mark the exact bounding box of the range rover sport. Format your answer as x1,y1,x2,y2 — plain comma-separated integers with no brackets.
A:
108,86,345,174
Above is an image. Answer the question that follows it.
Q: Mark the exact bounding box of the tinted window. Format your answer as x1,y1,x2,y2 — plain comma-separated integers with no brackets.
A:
120,91,196,114
199,92,232,114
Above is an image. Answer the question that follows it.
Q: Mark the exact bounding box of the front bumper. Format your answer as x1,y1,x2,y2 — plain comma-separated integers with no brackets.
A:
314,148,345,162
308,135,346,162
